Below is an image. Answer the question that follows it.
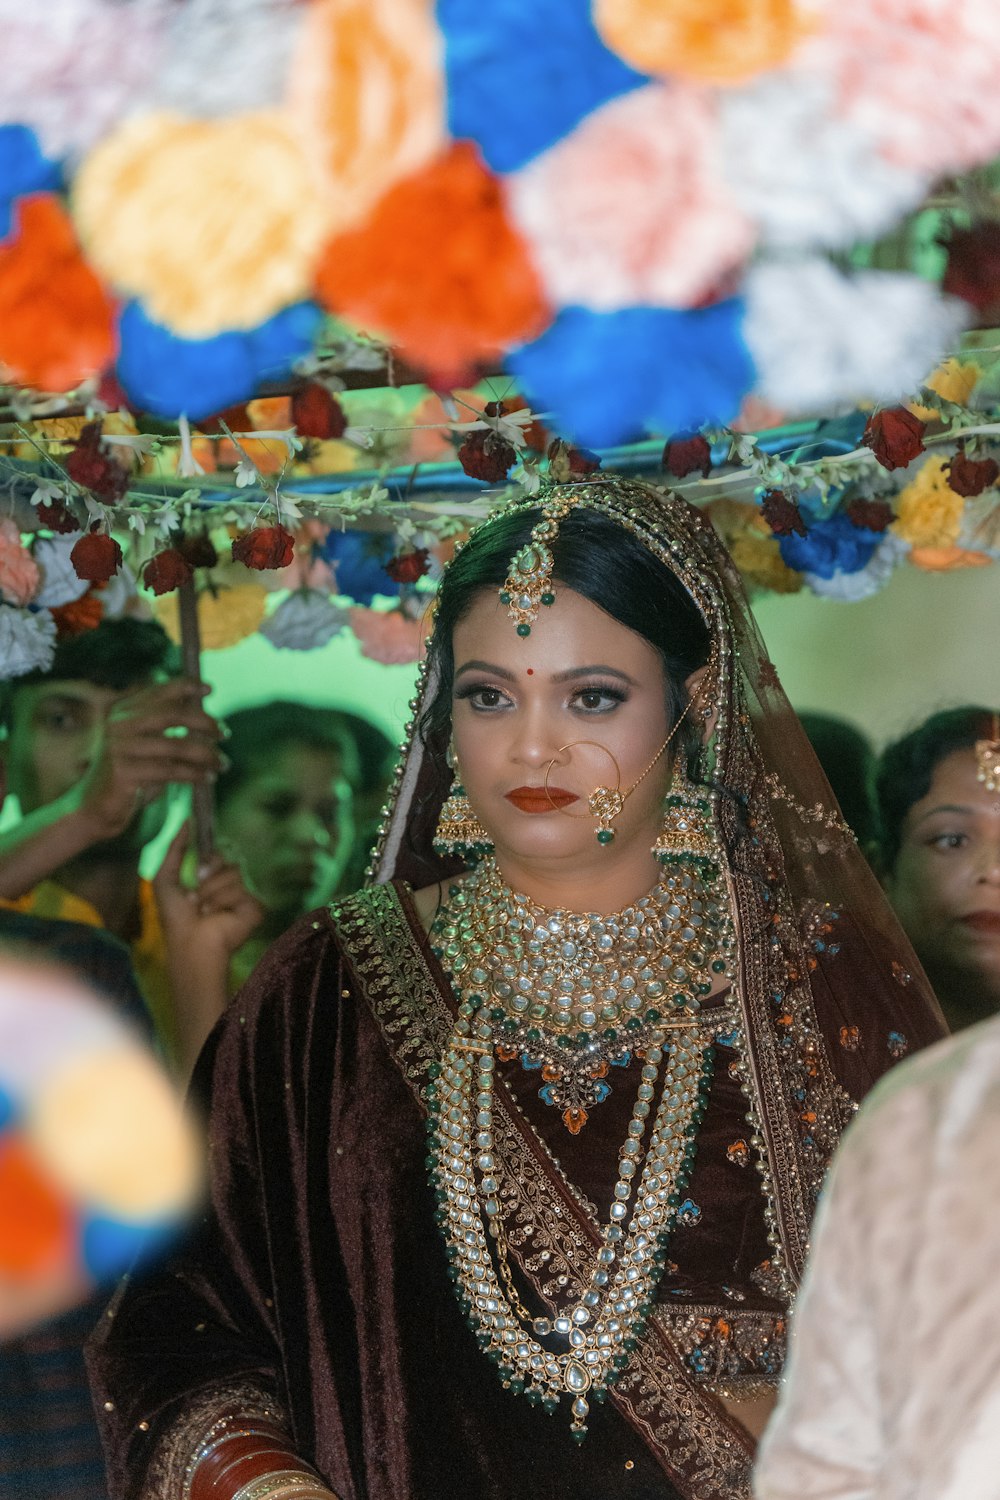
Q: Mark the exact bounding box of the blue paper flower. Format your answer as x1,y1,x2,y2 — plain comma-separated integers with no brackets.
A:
320,530,393,607
508,302,753,448
116,301,322,420
778,511,883,579
0,124,61,239
0,1085,16,1133
437,0,646,172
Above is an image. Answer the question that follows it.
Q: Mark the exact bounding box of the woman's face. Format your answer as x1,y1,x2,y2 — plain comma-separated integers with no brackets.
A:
216,744,353,918
450,585,675,866
885,746,1000,1000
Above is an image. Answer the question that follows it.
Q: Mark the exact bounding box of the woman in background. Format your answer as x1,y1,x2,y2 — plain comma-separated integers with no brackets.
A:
214,702,356,988
876,707,1000,1031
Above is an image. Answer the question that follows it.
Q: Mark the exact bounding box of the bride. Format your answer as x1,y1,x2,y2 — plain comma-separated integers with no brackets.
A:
89,475,945,1500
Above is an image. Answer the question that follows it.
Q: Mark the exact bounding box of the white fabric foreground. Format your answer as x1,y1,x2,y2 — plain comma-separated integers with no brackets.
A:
754,1011,1000,1500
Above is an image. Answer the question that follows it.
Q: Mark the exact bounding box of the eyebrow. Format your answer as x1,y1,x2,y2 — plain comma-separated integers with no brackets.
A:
911,804,976,828
454,660,636,685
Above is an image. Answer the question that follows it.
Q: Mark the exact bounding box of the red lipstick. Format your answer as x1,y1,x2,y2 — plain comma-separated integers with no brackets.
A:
505,786,579,813
961,912,1000,934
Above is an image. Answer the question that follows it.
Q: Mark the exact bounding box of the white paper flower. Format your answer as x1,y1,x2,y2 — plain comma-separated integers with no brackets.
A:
32,533,90,608
259,589,350,650
720,73,928,250
805,531,909,601
0,0,168,161
0,606,57,679
153,0,304,117
743,259,968,414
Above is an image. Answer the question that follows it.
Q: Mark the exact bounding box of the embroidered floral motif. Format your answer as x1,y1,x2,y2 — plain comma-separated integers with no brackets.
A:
726,1139,750,1167
839,1025,861,1050
887,1030,909,1059
677,1198,703,1227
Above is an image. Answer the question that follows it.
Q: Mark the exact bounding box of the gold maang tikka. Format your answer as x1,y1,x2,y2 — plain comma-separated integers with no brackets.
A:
500,491,577,636
976,712,1000,793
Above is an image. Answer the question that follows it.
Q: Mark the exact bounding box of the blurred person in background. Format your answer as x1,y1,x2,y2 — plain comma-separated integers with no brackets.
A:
214,702,357,988
798,711,879,855
876,707,1000,1032
326,710,399,894
0,618,262,1074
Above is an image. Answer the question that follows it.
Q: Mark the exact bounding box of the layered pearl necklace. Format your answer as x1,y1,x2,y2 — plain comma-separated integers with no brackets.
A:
426,857,738,1439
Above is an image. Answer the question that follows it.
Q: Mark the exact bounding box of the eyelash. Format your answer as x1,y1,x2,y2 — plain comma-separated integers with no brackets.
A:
927,832,969,851
454,682,628,714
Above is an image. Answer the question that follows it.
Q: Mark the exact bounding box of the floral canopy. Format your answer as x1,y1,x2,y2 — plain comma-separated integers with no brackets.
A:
1,0,1000,677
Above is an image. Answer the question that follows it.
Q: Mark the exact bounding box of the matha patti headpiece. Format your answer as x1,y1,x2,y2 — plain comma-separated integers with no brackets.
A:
499,489,578,635
976,713,1000,792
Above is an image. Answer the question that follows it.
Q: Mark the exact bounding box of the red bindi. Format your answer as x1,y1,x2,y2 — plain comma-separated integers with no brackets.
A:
526,668,534,675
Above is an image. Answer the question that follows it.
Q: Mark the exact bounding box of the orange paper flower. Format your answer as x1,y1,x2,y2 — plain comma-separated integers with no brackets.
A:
594,0,808,84
908,546,992,572
315,142,550,377
289,0,445,234
0,195,116,394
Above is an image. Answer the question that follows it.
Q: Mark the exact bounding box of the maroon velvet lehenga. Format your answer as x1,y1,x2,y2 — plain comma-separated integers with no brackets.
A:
88,478,946,1500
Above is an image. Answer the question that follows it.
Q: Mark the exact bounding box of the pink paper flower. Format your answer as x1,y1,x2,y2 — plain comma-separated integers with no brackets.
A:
804,0,1000,173
0,520,41,607
506,84,753,312
348,605,429,665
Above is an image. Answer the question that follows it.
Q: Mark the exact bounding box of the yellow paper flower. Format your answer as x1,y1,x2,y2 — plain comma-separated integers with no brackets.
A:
288,0,445,235
728,533,803,594
73,110,329,337
154,583,267,650
908,357,983,419
893,455,965,549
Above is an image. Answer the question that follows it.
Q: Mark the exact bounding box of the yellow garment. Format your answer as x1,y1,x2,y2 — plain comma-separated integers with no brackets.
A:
1,879,177,1065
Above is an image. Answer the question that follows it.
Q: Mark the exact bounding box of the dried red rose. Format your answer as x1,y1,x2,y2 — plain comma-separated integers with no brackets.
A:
566,445,601,475
142,549,194,596
760,489,807,537
385,548,431,585
291,383,347,440
177,532,219,569
663,434,712,479
547,438,601,481
49,593,104,638
458,428,517,482
65,421,129,503
862,407,926,471
70,529,122,583
845,497,893,532
35,499,80,534
942,222,1000,321
946,445,1000,497
197,402,252,437
231,524,296,571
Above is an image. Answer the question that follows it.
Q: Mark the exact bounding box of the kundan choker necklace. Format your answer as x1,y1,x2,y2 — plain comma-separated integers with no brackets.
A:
426,856,739,1439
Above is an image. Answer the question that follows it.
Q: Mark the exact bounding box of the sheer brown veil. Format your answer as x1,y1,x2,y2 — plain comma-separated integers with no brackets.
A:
369,473,946,1292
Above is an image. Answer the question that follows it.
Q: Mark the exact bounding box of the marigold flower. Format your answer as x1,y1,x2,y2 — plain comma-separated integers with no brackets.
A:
893,456,965,549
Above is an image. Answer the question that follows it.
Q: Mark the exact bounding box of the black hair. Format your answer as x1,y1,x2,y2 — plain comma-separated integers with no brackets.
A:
214,701,361,811
418,506,712,821
0,618,179,729
798,712,878,850
876,705,997,871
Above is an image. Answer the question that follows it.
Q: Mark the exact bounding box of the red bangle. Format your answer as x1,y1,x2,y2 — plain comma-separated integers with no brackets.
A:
190,1433,300,1500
